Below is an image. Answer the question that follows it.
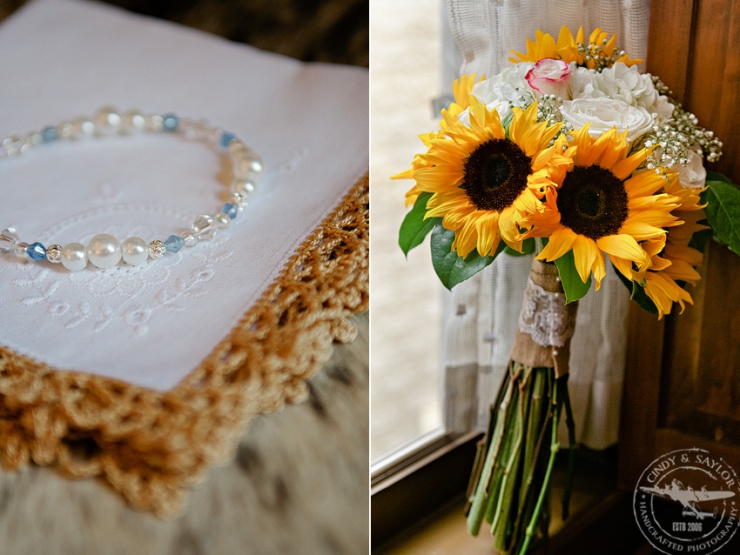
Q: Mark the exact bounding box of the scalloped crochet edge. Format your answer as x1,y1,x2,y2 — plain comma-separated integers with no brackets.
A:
0,172,368,517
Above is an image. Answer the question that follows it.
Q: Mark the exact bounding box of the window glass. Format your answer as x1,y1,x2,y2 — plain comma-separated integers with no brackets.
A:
370,0,445,464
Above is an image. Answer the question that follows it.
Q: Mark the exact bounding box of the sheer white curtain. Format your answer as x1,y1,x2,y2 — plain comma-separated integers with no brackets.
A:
441,0,651,449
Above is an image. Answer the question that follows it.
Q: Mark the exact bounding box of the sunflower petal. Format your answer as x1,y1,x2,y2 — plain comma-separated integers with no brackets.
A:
596,234,647,264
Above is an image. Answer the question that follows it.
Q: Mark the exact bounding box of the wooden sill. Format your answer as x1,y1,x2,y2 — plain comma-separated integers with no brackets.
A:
373,447,651,555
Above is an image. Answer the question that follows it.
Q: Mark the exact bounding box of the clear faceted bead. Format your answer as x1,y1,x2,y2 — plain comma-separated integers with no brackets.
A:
58,121,75,140
148,239,166,259
192,215,216,240
15,242,29,259
199,227,217,241
146,114,164,133
215,213,230,229
0,228,20,254
46,244,63,263
181,231,198,247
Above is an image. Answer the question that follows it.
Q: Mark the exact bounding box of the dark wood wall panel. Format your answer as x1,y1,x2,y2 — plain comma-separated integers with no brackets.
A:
620,0,740,489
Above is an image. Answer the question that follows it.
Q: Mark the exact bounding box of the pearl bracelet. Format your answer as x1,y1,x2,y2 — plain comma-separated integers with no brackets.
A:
0,107,264,272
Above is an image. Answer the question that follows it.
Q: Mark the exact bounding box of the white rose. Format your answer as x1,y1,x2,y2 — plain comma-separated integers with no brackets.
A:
677,149,706,189
456,64,534,126
560,97,655,142
471,63,533,106
568,66,598,100
570,62,674,123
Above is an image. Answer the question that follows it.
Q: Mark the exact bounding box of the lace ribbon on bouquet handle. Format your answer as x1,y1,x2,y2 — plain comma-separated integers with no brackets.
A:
510,259,578,377
519,279,575,348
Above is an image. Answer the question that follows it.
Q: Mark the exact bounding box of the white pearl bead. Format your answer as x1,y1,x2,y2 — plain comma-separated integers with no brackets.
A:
87,234,121,269
122,111,146,134
72,117,95,139
232,177,256,198
61,242,88,272
121,237,148,265
25,133,42,147
248,155,264,175
233,154,264,178
94,107,122,136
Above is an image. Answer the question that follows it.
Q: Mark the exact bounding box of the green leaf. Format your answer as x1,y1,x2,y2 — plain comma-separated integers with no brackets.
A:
614,267,658,315
398,192,439,256
504,238,536,257
430,224,505,289
703,179,740,255
706,171,732,184
553,250,592,303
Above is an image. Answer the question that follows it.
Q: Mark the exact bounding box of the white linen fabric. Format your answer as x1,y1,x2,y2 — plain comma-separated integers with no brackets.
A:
0,0,368,391
441,0,650,449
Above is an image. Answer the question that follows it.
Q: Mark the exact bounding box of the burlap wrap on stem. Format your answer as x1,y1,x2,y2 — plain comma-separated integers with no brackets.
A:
510,259,578,377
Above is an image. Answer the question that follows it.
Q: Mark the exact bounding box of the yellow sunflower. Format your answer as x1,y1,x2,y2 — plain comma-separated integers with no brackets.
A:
509,26,642,69
395,74,485,207
396,95,572,258
521,125,681,289
639,177,707,318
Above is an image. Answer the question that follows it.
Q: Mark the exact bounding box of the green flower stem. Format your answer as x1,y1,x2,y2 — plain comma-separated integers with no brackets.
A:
467,365,520,536
518,377,561,555
490,367,533,549
560,376,576,520
483,379,520,525
466,365,572,553
510,368,551,547
466,370,511,515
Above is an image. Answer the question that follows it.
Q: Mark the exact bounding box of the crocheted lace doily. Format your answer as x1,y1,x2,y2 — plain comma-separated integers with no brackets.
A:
0,175,368,517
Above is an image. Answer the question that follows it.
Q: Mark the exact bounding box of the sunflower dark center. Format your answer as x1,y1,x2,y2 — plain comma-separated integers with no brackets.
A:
557,166,629,239
461,139,532,212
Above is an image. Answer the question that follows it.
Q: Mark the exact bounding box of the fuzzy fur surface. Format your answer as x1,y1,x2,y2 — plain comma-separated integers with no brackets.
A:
0,315,368,555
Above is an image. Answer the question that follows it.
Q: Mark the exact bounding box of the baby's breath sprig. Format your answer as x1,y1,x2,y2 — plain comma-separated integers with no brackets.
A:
533,94,572,144
507,86,536,113
577,40,629,71
646,76,724,165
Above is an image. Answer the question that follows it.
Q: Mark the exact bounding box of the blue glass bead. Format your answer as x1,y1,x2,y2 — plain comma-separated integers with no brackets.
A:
221,203,239,220
42,127,58,142
164,235,185,253
27,242,46,261
162,114,179,132
220,132,236,148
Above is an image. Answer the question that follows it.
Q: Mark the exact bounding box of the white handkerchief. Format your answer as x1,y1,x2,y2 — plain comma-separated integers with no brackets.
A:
0,0,368,391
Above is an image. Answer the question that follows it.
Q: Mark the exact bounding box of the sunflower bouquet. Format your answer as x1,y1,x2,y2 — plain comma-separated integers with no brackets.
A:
395,26,740,554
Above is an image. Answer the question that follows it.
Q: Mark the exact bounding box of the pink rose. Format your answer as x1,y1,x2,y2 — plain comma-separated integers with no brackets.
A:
525,58,571,99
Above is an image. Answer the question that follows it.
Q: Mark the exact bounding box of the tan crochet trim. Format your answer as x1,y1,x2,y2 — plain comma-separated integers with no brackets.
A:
0,173,368,517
